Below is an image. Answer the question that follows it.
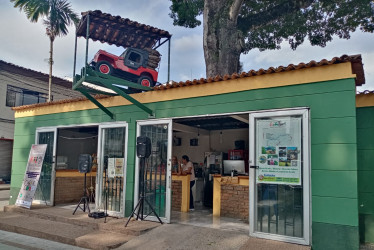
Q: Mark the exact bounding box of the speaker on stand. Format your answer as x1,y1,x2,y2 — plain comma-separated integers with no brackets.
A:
125,136,163,227
73,154,92,215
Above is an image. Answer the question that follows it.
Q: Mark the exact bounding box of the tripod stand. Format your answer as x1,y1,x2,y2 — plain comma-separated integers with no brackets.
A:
73,172,91,215
125,157,163,227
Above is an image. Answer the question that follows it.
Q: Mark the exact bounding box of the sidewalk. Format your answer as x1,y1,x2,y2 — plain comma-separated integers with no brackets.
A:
0,205,160,249
0,230,86,250
0,204,312,250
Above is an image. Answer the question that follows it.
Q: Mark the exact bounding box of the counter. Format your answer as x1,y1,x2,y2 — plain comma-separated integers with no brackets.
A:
213,175,249,221
171,173,191,212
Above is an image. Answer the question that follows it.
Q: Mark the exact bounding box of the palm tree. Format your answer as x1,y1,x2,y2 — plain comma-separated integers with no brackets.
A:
11,0,79,102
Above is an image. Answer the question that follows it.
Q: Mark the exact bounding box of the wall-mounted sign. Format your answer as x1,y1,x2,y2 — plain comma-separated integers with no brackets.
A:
15,144,47,208
256,117,302,185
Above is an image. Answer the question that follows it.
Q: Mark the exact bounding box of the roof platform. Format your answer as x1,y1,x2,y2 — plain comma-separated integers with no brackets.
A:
73,10,172,119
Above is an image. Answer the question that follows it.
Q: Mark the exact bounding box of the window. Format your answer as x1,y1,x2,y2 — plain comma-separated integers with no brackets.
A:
6,85,48,107
128,52,141,63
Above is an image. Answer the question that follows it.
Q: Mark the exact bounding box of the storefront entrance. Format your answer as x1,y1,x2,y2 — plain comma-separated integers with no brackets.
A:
135,119,172,223
97,122,128,217
34,127,57,205
249,108,310,245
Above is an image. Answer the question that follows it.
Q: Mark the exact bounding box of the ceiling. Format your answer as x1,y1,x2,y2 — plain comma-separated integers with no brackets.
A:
174,114,248,132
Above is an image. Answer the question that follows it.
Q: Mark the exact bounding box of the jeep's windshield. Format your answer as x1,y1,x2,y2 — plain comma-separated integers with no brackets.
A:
120,50,127,58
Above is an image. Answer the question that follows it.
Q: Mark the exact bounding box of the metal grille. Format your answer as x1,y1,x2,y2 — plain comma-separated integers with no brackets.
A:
140,124,168,217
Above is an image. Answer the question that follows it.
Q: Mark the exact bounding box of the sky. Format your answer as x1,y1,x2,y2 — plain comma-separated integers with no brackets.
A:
1,0,374,91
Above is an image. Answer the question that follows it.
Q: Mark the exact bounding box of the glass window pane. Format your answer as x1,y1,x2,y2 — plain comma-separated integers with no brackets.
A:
139,124,168,218
255,115,304,238
100,127,126,213
34,132,54,203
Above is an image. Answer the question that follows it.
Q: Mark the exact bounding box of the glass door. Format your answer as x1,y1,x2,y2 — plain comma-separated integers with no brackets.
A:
35,127,57,205
97,123,128,217
135,119,172,223
249,109,310,245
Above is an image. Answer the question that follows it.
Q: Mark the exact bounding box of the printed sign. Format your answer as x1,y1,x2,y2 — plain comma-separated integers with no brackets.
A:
108,158,124,178
256,117,302,185
15,144,47,208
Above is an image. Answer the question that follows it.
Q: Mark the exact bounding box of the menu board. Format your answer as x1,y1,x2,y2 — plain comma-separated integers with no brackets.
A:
256,117,302,185
15,144,47,208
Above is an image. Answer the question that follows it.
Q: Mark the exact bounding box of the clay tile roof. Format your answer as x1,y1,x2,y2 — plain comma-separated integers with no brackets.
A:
12,54,365,112
12,94,111,111
154,54,365,91
0,60,73,89
76,10,171,49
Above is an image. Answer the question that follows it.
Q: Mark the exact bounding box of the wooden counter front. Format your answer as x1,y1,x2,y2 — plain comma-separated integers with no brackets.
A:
213,175,249,220
54,170,96,204
56,169,97,177
171,173,191,212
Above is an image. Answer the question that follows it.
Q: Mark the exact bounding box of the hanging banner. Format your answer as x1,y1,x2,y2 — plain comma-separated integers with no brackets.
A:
256,117,302,185
15,144,47,208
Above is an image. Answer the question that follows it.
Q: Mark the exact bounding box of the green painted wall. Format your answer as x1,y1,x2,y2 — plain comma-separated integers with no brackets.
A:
11,78,359,249
357,106,374,244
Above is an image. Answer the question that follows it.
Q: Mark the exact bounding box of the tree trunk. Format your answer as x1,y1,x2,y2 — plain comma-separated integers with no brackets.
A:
203,0,243,78
48,39,54,102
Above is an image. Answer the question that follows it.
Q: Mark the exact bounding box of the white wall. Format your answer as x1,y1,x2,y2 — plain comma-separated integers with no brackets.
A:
0,70,82,139
0,121,14,139
172,128,248,164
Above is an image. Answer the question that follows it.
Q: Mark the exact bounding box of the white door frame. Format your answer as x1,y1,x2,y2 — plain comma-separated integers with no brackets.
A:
249,108,310,245
35,127,57,205
97,122,128,217
135,119,172,223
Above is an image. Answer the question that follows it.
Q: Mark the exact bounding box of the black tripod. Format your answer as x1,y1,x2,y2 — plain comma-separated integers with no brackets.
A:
104,165,109,223
125,157,163,227
73,173,91,215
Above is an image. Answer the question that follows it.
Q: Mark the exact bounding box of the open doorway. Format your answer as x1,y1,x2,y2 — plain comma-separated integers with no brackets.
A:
170,113,249,232
54,126,99,205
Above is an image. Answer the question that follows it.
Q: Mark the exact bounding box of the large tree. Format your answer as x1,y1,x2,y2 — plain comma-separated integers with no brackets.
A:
11,0,79,102
169,0,374,78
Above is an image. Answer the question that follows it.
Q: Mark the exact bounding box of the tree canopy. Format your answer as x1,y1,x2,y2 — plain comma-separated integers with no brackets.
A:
169,0,374,77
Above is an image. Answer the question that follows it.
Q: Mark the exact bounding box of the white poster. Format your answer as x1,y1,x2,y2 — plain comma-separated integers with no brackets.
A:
16,144,47,208
256,117,302,185
108,158,124,178
108,158,115,178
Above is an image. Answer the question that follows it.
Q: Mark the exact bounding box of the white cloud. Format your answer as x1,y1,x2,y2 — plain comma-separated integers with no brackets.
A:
174,34,203,51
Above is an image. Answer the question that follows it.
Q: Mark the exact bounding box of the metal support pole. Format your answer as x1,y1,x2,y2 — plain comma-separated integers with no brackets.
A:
167,38,171,83
85,15,90,74
73,33,78,85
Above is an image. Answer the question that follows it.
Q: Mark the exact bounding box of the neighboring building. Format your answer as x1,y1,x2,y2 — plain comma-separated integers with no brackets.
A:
356,91,374,246
8,54,372,249
0,60,82,181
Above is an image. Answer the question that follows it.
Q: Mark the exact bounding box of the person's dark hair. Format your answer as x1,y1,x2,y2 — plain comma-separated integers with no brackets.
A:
182,155,189,162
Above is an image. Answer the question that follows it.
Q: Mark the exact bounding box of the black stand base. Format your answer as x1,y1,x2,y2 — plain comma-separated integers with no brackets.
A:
125,195,163,227
73,196,91,214
73,173,90,215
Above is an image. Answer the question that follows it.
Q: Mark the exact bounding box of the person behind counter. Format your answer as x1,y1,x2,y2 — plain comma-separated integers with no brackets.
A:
171,156,180,173
180,155,195,210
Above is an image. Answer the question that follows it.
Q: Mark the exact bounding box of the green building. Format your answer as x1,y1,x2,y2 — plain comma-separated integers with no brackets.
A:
9,54,372,249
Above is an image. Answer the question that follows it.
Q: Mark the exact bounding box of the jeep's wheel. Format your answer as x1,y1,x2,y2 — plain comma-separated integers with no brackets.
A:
138,76,153,87
96,61,112,75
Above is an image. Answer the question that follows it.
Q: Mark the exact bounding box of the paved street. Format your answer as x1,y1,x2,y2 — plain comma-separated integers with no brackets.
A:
0,230,86,250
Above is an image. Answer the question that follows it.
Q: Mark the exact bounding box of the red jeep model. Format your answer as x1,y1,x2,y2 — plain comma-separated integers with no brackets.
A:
90,48,161,87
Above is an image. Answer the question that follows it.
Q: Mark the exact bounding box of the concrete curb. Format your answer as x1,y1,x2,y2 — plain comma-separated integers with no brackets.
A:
0,185,10,191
